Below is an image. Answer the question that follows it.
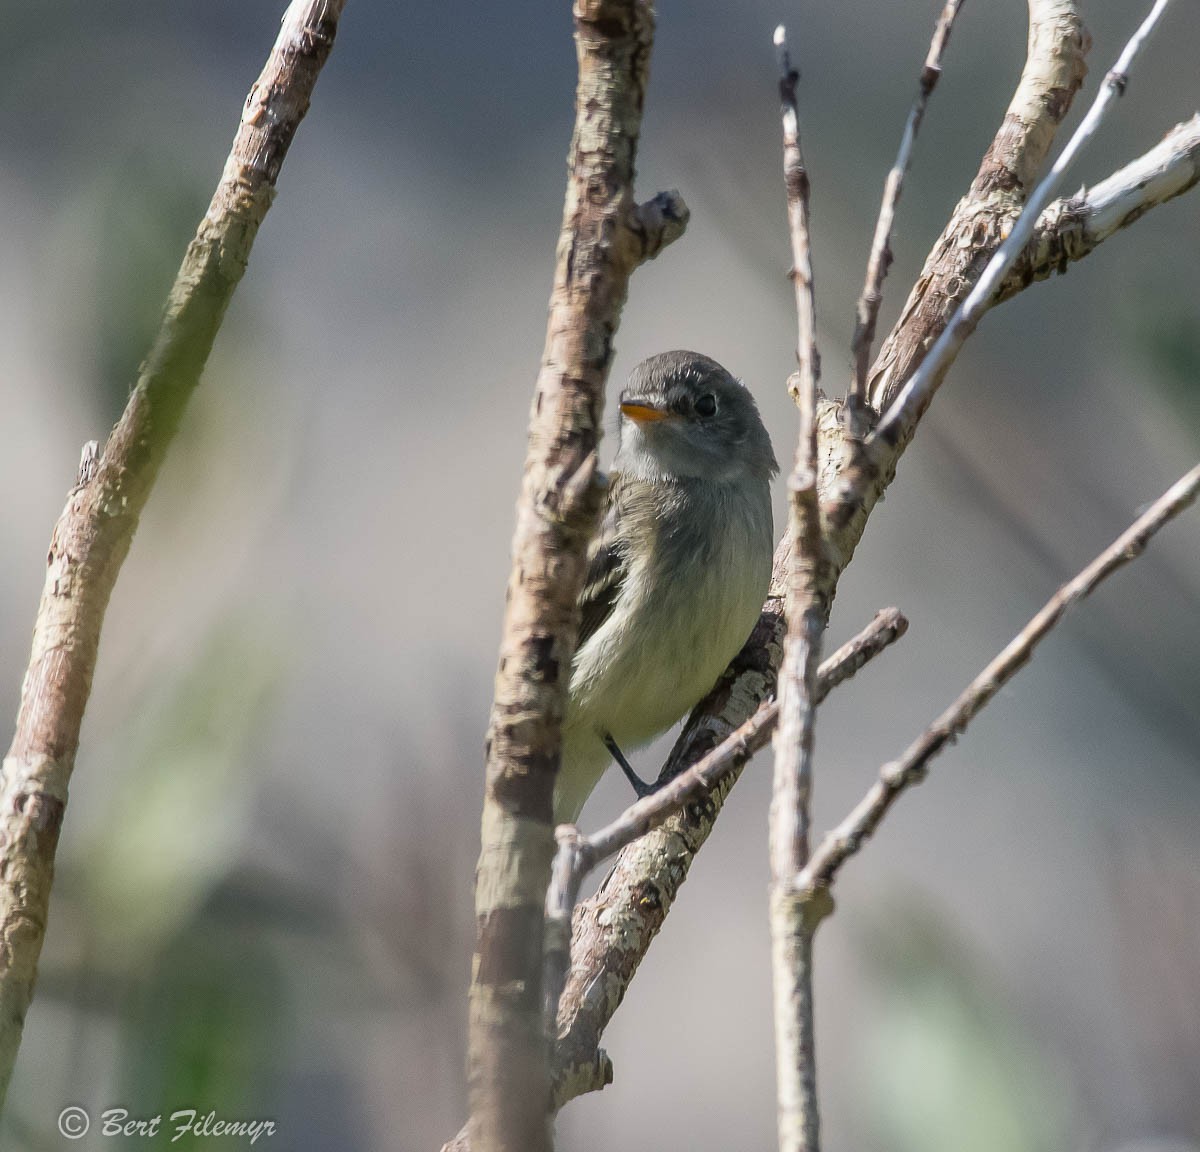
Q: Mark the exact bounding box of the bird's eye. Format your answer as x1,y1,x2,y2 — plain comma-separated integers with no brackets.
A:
695,393,718,418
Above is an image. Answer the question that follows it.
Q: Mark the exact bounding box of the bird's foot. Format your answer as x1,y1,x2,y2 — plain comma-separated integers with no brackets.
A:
603,734,661,801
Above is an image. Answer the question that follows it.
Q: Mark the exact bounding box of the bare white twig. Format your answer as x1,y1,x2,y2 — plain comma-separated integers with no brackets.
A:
1002,113,1200,300
872,0,1173,448
800,463,1200,894
1065,113,1200,236
849,0,965,406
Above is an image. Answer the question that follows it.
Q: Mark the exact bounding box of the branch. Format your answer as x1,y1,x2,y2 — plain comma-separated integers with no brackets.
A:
800,464,1200,893
866,0,1090,413
539,609,908,1034
1000,113,1200,301
770,23,827,1152
0,0,345,1110
771,21,823,887
872,0,1173,449
823,0,1175,566
849,0,964,406
468,2,688,1149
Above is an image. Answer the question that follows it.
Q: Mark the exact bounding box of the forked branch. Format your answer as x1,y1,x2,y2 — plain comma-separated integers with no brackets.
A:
871,0,1173,450
865,0,1090,413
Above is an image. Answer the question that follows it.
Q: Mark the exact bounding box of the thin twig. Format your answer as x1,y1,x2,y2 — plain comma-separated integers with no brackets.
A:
871,0,1173,449
775,26,822,413
0,0,346,1111
771,25,826,1152
771,25,823,880
540,609,908,1030
849,0,965,406
1000,113,1200,303
801,464,1199,893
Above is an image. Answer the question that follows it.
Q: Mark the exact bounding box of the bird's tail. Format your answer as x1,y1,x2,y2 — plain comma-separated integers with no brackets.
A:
553,727,613,825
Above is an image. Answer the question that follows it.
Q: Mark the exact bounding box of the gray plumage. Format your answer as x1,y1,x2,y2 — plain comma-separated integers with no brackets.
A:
554,351,778,823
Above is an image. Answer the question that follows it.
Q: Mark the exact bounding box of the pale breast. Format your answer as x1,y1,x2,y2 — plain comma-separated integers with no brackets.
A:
566,478,772,751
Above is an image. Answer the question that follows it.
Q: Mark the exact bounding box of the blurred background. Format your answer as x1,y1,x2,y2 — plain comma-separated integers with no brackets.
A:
2,1,1198,1149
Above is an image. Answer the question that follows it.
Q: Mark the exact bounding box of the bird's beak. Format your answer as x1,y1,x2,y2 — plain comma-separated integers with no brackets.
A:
619,401,671,424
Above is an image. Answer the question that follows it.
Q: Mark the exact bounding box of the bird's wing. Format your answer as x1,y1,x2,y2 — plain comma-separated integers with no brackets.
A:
577,474,629,650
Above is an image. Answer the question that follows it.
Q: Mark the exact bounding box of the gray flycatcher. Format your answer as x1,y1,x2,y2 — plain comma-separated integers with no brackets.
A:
554,350,778,824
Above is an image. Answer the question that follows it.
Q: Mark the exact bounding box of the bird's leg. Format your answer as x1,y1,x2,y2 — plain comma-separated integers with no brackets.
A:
603,733,659,800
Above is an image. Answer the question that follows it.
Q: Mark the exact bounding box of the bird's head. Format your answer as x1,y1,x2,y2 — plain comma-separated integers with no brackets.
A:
615,351,778,484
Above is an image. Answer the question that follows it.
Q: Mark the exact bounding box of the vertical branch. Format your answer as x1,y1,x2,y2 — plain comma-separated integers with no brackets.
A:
770,26,828,1152
0,0,346,1110
468,2,688,1150
849,0,964,405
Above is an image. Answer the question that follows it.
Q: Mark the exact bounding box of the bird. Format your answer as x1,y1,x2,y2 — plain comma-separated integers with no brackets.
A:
554,350,778,824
